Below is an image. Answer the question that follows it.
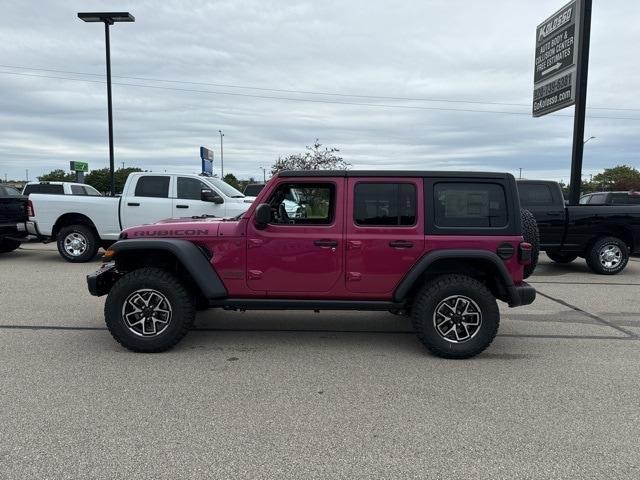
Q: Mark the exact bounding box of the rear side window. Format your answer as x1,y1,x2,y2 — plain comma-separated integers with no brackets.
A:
0,186,20,196
579,195,591,204
434,182,508,228
354,183,417,226
519,183,554,207
134,176,170,198
70,185,87,195
23,184,64,195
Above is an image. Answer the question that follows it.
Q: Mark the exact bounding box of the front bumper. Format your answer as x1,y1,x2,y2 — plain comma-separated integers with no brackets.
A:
87,262,121,297
507,282,536,307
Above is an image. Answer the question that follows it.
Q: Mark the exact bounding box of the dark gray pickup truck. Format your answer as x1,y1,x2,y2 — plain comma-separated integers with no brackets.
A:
518,180,640,275
0,185,28,253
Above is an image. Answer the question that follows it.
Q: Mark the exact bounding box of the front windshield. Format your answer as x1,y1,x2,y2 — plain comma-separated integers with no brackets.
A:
204,177,245,198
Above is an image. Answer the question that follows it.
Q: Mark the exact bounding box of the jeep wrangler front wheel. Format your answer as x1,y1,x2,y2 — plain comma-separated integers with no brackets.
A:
104,267,195,352
411,275,499,359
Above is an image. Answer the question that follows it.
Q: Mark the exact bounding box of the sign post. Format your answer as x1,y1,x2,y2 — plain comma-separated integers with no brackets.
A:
70,161,89,183
532,0,592,205
200,146,214,176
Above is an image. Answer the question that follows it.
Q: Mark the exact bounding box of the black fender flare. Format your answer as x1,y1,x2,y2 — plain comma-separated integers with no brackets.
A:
393,249,526,306
110,239,227,299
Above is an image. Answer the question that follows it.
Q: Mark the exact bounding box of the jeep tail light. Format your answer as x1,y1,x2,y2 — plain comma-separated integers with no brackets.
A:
27,200,34,217
518,242,532,265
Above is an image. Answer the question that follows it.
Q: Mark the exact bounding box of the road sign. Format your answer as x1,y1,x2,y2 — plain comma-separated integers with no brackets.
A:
70,161,89,172
200,146,214,176
532,0,580,117
533,70,576,117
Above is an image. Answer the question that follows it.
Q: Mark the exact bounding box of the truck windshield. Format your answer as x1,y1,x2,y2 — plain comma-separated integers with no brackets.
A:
204,178,245,198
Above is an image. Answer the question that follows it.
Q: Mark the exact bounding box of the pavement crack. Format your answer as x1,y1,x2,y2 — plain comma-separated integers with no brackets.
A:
536,291,639,339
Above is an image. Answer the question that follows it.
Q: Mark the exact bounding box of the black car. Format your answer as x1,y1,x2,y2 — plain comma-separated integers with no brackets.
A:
243,183,266,197
518,180,640,275
0,185,28,253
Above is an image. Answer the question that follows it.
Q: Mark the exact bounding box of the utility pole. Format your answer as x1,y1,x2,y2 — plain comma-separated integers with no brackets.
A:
519,168,522,179
218,130,224,178
26,169,29,182
122,161,125,170
260,167,267,183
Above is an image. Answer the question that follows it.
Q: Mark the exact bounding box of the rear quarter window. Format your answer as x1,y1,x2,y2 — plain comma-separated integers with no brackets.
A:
134,176,170,198
518,183,554,207
433,182,508,228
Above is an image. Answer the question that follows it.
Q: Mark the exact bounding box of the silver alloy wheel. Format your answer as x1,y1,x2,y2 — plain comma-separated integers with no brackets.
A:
63,232,88,257
121,289,173,337
599,244,622,269
433,295,482,343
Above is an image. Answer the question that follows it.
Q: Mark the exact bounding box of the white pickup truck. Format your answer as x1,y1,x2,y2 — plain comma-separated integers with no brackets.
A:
27,172,253,262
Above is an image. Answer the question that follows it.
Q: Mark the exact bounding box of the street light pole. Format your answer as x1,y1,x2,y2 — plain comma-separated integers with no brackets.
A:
218,130,224,178
78,12,134,196
584,136,596,145
104,21,115,196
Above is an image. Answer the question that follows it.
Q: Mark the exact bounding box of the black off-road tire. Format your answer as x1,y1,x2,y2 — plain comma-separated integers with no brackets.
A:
411,274,500,359
546,251,578,264
105,268,195,352
56,224,99,263
0,238,21,253
521,209,539,279
585,237,629,275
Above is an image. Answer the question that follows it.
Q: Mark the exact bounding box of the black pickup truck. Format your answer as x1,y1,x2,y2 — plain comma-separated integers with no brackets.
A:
0,185,28,253
518,180,640,275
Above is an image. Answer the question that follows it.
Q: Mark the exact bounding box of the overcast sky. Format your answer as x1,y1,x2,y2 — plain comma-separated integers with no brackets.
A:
1,0,639,183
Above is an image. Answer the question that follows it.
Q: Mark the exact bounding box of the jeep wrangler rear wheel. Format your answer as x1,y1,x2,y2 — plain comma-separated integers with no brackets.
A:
105,267,195,352
411,274,499,359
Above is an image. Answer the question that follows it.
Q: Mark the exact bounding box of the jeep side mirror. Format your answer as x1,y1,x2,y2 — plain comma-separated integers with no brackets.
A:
254,203,271,229
201,189,224,204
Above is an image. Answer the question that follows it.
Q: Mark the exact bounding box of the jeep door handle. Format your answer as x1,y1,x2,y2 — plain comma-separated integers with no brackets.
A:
389,240,413,249
314,239,338,248
127,202,140,207
176,204,189,209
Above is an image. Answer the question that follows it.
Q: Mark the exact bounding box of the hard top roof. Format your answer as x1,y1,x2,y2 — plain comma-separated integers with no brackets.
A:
278,170,512,179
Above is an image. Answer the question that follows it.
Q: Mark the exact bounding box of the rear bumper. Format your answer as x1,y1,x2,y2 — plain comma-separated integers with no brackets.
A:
507,282,536,307
0,223,28,240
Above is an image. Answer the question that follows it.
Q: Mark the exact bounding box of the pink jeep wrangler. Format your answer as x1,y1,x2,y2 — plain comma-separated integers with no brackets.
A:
88,170,535,359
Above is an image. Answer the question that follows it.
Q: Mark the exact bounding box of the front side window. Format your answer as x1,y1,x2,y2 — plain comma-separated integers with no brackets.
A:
434,182,508,228
354,183,416,226
579,195,591,204
177,177,210,200
134,176,170,198
589,193,606,204
266,183,334,225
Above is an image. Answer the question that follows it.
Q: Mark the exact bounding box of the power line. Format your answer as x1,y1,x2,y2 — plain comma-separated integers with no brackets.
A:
1,69,639,122
2,63,640,113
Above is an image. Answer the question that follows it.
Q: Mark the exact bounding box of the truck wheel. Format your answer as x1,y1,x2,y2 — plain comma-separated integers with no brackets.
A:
521,209,539,279
546,251,578,264
411,274,500,359
585,237,629,275
56,225,99,263
0,238,21,253
104,267,195,353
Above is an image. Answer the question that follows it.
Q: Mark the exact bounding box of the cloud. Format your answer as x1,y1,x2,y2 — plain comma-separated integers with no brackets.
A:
0,0,639,182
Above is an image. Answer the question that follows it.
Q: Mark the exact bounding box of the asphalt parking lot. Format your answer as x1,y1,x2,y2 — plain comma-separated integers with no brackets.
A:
1,243,639,479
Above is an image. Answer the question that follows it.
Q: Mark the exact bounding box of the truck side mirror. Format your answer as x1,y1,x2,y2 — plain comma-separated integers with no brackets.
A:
201,189,224,204
254,203,271,229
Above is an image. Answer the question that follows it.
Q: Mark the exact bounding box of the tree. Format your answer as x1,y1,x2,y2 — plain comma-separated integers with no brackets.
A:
85,167,143,194
271,139,350,175
591,165,640,191
223,173,241,191
38,169,75,182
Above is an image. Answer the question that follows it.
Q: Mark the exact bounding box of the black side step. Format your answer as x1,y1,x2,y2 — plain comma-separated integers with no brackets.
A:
209,298,403,312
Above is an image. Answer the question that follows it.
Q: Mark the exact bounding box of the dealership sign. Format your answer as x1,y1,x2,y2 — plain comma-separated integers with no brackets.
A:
532,1,579,117
200,146,214,176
